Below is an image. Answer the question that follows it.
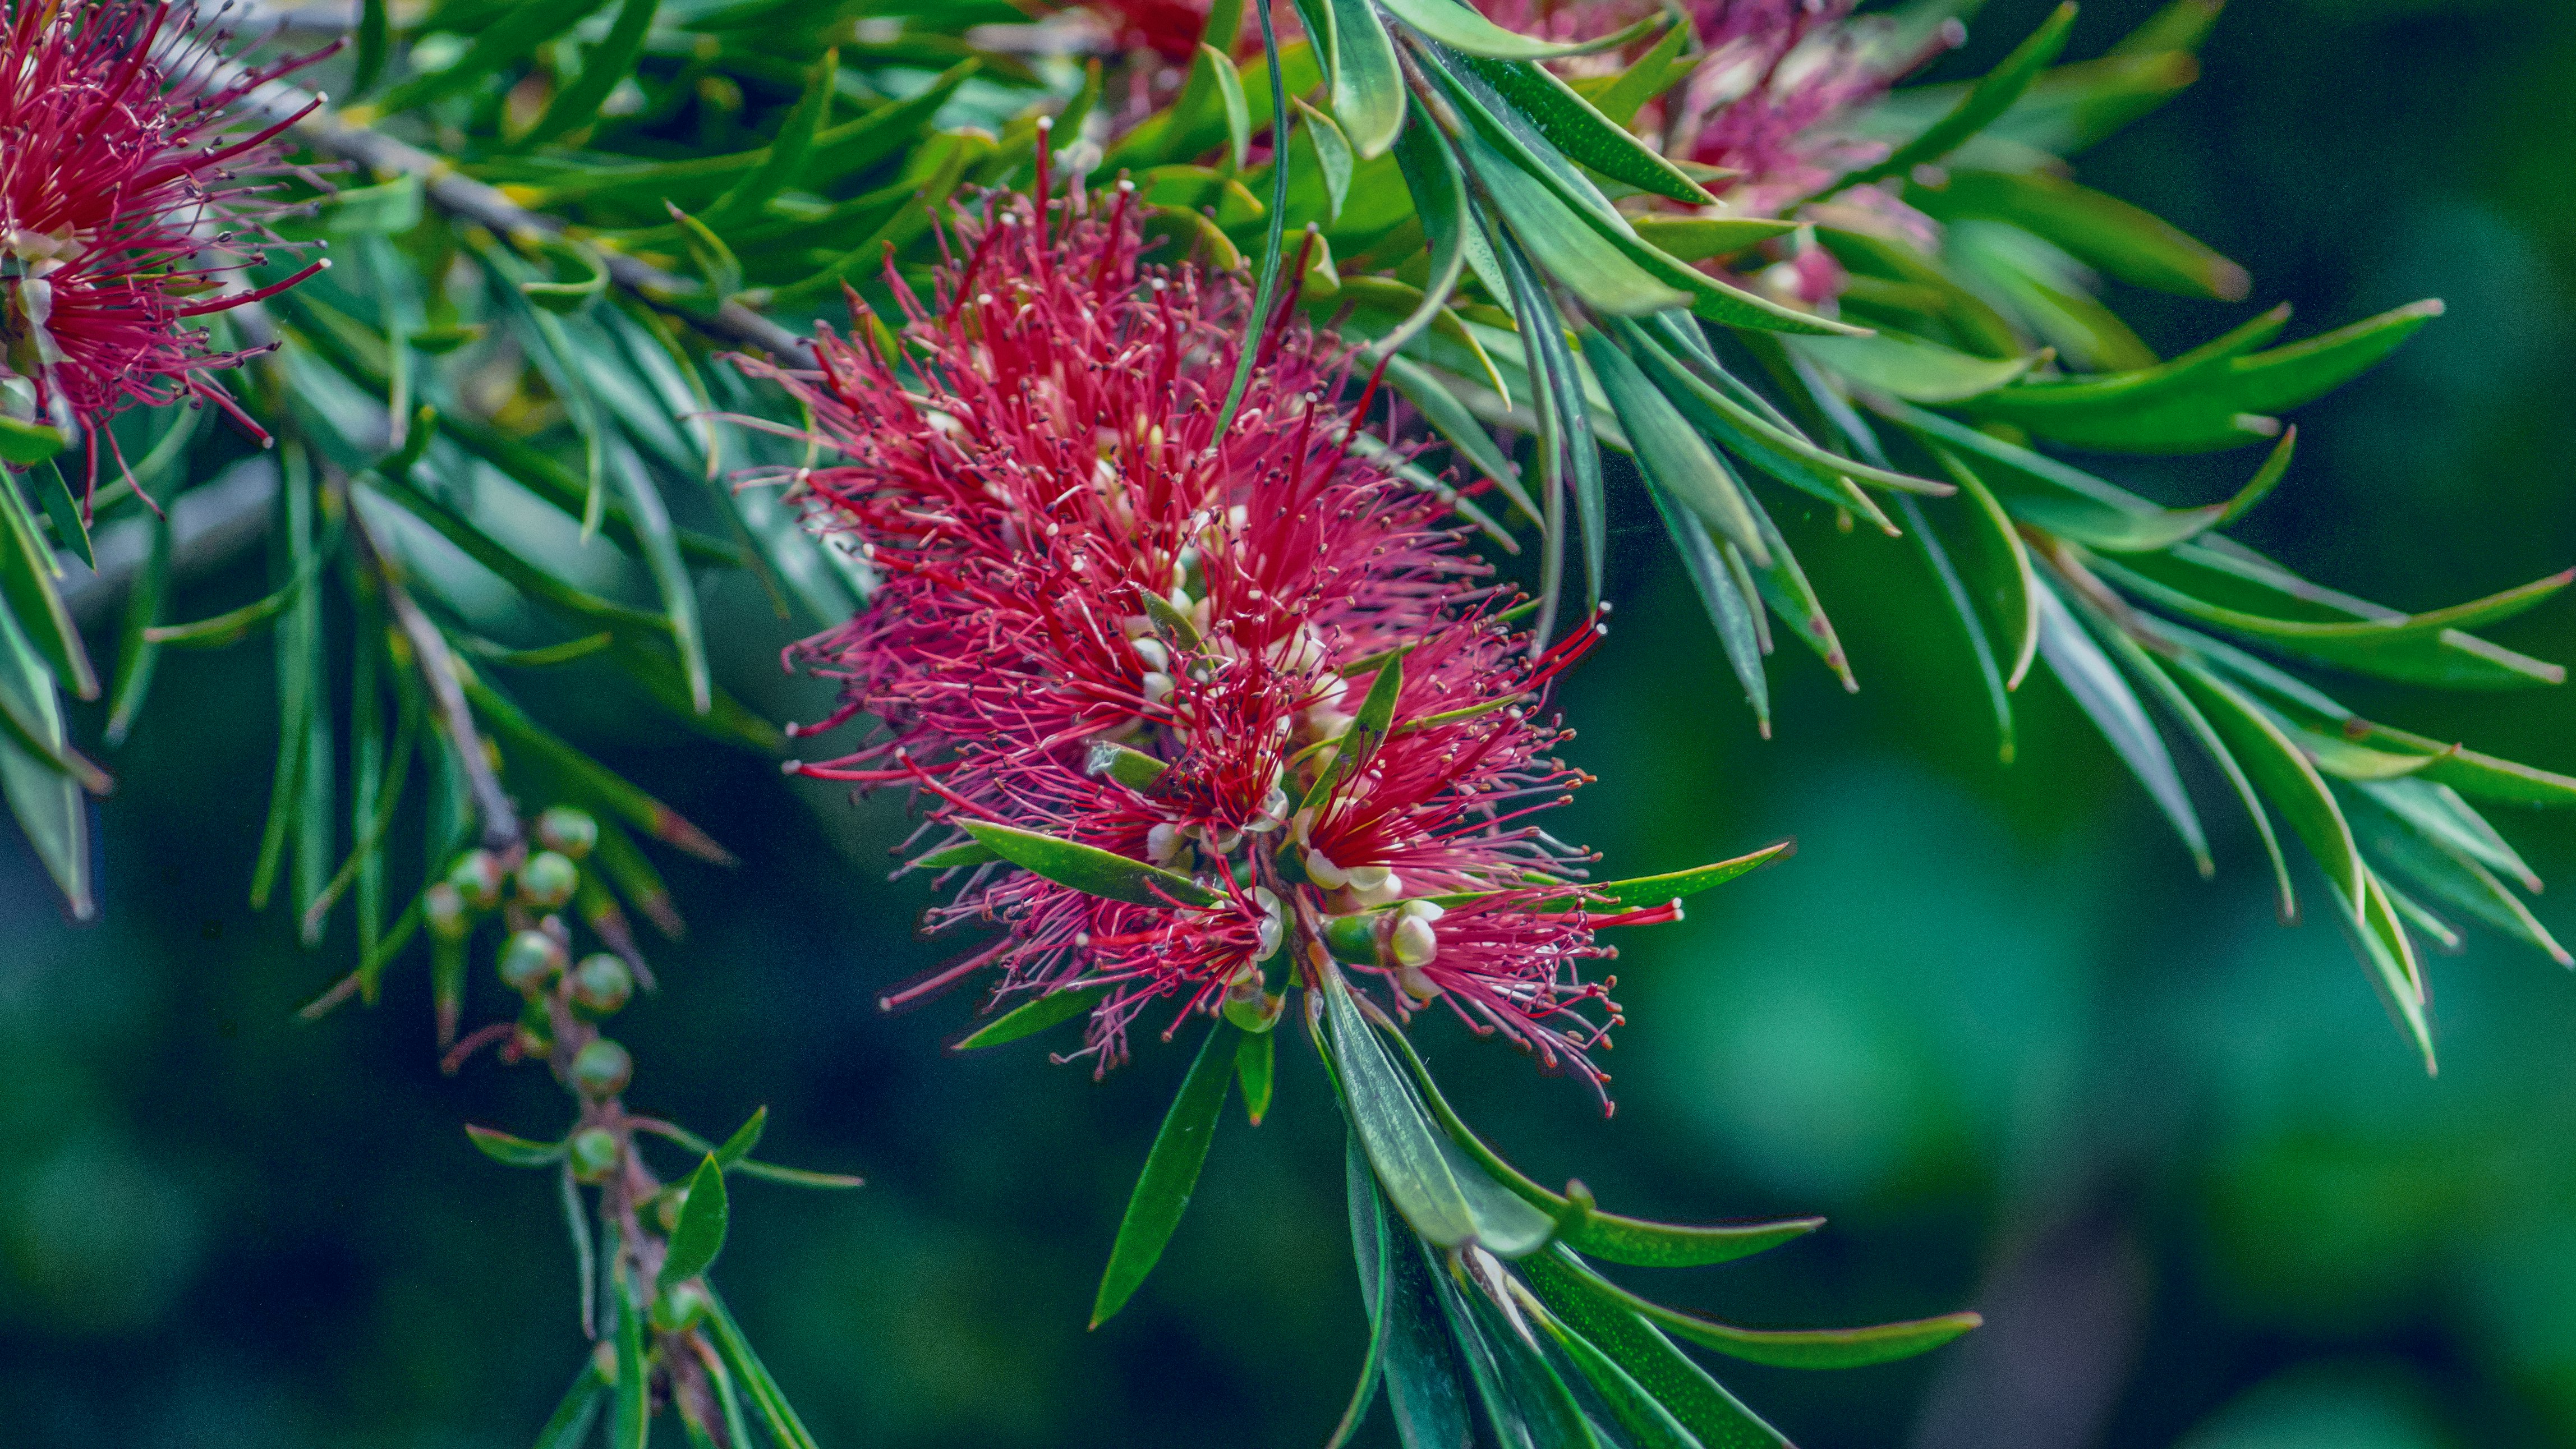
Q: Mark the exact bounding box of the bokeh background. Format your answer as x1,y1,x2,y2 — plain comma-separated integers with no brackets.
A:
6,0,2575,1444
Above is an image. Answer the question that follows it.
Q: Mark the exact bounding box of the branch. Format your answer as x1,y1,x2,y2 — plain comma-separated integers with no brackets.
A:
211,37,817,365
351,514,523,850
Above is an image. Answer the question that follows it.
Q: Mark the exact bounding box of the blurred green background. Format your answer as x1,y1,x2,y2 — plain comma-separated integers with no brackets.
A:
5,1,2574,1445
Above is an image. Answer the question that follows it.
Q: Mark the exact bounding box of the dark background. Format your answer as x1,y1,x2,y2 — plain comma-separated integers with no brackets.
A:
6,1,2575,1445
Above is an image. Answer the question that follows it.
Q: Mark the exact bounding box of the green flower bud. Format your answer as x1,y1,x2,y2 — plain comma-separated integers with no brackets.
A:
650,1280,710,1332
569,953,634,1018
654,1184,688,1234
569,1126,622,1184
517,850,579,910
498,930,569,994
536,806,600,860
424,881,472,941
447,849,505,910
571,1038,633,1098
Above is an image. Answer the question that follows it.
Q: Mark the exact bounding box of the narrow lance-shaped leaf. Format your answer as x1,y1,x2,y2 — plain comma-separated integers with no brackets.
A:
1326,0,1406,156
2035,582,2211,876
1649,479,1770,735
1091,1019,1242,1326
1541,1247,1981,1369
1901,491,2013,763
514,0,660,148
705,1289,824,1449
662,1154,731,1286
1519,1251,1793,1449
959,821,1224,908
954,985,1108,1050
1850,2,2077,185
2166,654,2367,923
1237,1026,1277,1126
1326,1136,1393,1449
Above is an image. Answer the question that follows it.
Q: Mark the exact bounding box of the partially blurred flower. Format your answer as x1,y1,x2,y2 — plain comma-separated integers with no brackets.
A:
746,167,1645,1100
0,1,332,463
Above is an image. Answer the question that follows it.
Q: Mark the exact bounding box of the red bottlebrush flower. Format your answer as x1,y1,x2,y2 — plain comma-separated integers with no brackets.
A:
1,1,334,463
1474,0,1956,214
744,167,1651,1102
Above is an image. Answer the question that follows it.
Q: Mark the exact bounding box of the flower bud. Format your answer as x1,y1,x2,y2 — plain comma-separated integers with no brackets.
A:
498,930,569,994
655,1185,688,1233
517,850,578,910
1221,972,1284,1033
571,1038,633,1098
651,1280,710,1332
446,849,505,910
1391,913,1439,968
569,1126,622,1184
1303,848,1351,890
424,881,472,941
535,806,600,859
570,953,634,1018
514,997,555,1058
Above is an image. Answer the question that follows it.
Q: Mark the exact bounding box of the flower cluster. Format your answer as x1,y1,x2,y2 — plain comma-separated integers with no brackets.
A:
1,1,331,466
745,158,1660,1101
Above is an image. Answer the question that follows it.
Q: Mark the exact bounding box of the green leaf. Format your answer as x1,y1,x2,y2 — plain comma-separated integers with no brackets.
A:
1448,115,1690,318
0,466,97,698
459,674,735,863
2103,559,2570,690
1238,1026,1277,1126
2036,582,2211,876
2356,776,2541,891
516,0,660,148
1628,215,1798,264
1544,1248,1981,1368
1587,327,1768,565
610,1256,648,1448
1620,321,1947,500
1378,0,1659,60
1870,396,2247,551
1528,1292,1710,1449
103,507,171,746
1325,0,1406,157
959,821,1224,908
1585,17,1695,128
1451,50,1714,205
1520,1251,1792,1449
706,1289,823,1449
533,1361,610,1449
1327,1138,1393,1449
1091,1019,1242,1326
954,985,1108,1050
1373,1186,1479,1449
1899,491,2013,761
1371,1022,1821,1269
282,176,425,240
1321,972,1555,1255
1931,449,2039,691
1313,648,1406,802
467,1124,569,1167
1648,480,1770,734
2167,654,2366,923
0,602,97,916
30,459,89,569
1911,167,2251,302
2342,788,2568,965
1381,355,1534,521
1295,99,1358,221
2094,621,2297,922
1852,2,2076,186
371,0,611,117
1978,301,2441,453
1428,1249,1600,1449
1790,332,2037,403
662,1154,731,1286
0,413,70,466
2342,873,2435,1071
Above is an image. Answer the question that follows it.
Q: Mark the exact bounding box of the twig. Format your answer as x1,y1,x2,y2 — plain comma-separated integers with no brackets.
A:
208,35,818,365
351,515,522,849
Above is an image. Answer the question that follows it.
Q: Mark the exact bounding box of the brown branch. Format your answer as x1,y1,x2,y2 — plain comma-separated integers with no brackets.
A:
351,514,522,849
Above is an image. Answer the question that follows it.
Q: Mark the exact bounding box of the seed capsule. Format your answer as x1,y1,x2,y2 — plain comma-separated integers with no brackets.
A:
447,849,505,910
570,953,634,1018
517,850,579,910
424,881,472,942
498,930,568,994
571,1038,633,1098
569,1126,622,1184
535,806,600,859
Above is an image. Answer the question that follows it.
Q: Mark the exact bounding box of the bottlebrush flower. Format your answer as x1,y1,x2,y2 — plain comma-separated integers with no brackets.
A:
1,0,333,468
743,163,1652,1101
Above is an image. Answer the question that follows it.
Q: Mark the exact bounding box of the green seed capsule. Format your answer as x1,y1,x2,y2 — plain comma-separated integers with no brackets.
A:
424,881,472,942
571,1038,633,1098
447,849,505,910
570,953,634,1018
536,806,600,860
569,1126,622,1184
498,930,569,994
517,850,579,910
